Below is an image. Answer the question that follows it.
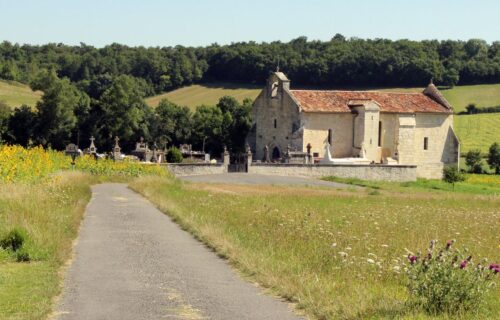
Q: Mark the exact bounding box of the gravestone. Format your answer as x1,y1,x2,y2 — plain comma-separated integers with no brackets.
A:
65,143,79,165
131,137,153,161
88,136,97,155
112,136,122,161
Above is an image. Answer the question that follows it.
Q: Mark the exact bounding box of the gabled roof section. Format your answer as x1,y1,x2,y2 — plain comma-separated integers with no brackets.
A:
273,71,290,82
290,90,453,114
422,82,453,110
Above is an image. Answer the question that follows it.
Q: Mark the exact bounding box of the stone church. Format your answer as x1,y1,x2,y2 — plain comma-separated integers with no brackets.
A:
250,71,460,179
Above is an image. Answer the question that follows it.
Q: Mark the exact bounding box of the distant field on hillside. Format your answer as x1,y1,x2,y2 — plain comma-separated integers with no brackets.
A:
441,83,500,112
145,83,261,110
455,113,500,153
378,83,500,113
0,80,42,109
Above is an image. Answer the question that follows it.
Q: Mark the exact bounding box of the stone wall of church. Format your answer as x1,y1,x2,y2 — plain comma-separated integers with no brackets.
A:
396,113,458,178
379,113,399,160
301,113,354,158
253,89,301,161
411,114,459,178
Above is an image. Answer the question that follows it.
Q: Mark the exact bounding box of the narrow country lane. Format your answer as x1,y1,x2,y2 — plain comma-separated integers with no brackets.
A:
53,183,302,320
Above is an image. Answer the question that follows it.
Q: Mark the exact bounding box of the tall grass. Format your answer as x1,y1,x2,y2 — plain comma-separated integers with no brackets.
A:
130,177,500,319
0,172,95,319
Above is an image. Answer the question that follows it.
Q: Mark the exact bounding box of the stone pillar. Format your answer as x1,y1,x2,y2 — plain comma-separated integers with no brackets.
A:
222,146,230,168
246,149,253,168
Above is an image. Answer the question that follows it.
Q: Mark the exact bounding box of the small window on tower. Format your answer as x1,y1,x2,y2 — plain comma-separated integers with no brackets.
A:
424,137,429,150
378,121,382,147
274,119,277,129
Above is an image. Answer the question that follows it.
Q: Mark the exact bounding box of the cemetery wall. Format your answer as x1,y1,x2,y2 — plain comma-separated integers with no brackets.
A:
165,163,227,176
248,163,417,182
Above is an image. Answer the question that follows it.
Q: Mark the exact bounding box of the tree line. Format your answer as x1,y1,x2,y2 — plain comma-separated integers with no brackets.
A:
0,70,252,155
1,35,499,93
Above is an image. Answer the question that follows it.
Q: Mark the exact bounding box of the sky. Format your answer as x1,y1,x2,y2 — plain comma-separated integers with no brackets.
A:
0,0,498,47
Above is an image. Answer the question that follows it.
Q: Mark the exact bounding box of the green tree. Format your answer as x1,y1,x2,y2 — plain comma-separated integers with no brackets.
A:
443,166,466,190
0,101,11,143
192,105,224,156
465,103,478,114
216,96,252,153
6,105,36,146
31,70,90,149
154,99,192,147
97,75,151,151
487,142,500,174
465,149,483,173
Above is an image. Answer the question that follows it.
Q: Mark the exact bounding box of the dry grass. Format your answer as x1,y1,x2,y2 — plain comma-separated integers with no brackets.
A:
0,80,42,109
145,82,261,110
131,177,500,319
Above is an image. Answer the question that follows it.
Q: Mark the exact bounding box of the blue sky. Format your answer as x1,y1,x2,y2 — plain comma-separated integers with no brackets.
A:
0,0,498,47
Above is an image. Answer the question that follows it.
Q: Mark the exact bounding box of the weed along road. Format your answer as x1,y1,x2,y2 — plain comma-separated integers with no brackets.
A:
54,183,302,320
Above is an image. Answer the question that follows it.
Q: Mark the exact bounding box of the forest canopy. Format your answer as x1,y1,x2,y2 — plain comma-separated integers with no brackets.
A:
1,35,499,94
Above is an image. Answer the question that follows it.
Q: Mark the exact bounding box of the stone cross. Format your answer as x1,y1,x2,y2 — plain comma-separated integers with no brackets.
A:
89,136,97,154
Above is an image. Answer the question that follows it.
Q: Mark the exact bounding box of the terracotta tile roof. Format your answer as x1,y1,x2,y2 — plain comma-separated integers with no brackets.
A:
290,90,452,114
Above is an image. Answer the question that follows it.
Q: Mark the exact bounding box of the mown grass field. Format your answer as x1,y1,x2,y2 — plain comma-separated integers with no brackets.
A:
455,113,500,154
145,82,261,110
130,175,500,320
0,80,42,109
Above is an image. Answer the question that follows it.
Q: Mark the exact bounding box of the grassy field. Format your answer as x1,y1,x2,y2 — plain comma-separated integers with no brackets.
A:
455,113,500,154
145,82,261,110
130,175,500,320
441,84,500,113
0,80,42,109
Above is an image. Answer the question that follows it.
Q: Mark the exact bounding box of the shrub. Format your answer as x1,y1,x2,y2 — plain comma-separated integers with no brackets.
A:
442,166,465,190
487,142,500,174
166,147,183,163
0,227,27,252
15,247,30,262
465,149,483,173
406,240,498,315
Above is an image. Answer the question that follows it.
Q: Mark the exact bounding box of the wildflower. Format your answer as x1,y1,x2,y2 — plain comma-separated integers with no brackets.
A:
460,260,468,269
408,255,418,264
331,243,337,248
446,239,454,250
381,244,389,248
489,264,500,274
367,259,375,264
338,251,348,258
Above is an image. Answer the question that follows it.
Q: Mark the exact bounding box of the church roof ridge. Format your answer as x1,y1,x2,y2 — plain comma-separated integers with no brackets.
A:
289,89,452,114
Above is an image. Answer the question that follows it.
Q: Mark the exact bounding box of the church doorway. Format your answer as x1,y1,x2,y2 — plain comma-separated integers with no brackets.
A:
272,147,281,161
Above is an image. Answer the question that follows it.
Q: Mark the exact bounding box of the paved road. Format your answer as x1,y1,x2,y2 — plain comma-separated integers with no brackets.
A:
54,183,302,320
180,173,349,188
